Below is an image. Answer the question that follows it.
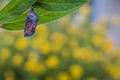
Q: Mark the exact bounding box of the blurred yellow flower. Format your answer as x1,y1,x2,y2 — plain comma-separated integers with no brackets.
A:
52,44,62,52
25,59,46,74
12,54,24,66
87,77,97,80
38,64,46,74
69,64,83,79
5,77,15,80
92,35,103,46
105,64,120,79
28,53,39,60
15,37,28,51
36,25,47,34
102,40,113,52
4,71,15,80
73,48,95,61
73,48,84,59
57,72,71,80
45,55,59,69
0,48,11,60
36,25,48,40
40,42,52,54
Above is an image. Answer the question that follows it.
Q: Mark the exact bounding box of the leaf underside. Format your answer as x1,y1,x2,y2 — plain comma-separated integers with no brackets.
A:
0,0,89,30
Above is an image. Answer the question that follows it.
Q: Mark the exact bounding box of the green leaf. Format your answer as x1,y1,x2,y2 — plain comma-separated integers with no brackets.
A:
0,0,89,30
33,0,89,11
0,0,37,24
2,6,80,30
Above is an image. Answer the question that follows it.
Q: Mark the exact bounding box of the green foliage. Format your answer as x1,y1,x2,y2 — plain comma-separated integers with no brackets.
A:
0,0,37,24
33,0,88,11
0,0,89,30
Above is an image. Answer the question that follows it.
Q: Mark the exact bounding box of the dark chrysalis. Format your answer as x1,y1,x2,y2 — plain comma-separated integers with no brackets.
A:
24,7,38,37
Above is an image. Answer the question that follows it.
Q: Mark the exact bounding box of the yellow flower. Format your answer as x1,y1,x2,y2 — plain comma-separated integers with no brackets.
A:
52,44,62,52
5,77,15,80
4,71,15,80
12,54,24,66
87,77,97,80
0,48,11,60
102,40,113,52
36,25,48,40
57,72,71,80
15,37,28,50
92,35,103,46
38,64,46,74
69,64,83,79
40,42,52,54
36,25,47,34
73,48,82,59
45,55,59,69
25,59,46,74
73,48,95,61
104,64,120,79
28,53,38,60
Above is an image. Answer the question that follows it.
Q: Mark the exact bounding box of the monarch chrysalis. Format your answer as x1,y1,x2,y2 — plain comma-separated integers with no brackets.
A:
24,7,38,37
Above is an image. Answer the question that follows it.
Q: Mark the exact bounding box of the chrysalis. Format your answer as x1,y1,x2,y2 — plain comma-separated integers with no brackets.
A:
24,7,38,37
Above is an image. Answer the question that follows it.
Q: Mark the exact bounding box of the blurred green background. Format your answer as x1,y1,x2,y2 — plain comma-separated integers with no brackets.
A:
0,1,120,80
